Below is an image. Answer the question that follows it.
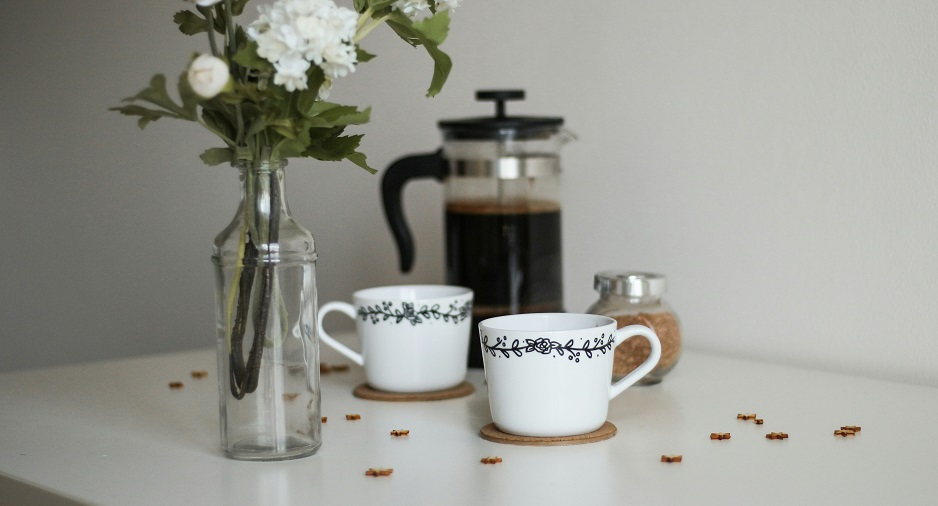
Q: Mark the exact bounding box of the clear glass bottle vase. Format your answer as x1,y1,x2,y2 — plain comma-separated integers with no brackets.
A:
212,159,322,460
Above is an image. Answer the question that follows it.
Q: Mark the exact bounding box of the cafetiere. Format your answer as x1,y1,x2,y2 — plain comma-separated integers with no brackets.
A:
382,90,572,367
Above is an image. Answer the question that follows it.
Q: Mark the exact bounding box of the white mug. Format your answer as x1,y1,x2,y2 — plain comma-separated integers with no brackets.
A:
317,285,474,393
479,313,661,437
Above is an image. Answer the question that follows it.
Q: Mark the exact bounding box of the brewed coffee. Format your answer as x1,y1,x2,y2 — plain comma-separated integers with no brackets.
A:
445,199,563,367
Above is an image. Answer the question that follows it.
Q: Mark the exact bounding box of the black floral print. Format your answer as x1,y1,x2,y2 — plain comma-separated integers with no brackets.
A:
357,300,472,326
481,334,614,363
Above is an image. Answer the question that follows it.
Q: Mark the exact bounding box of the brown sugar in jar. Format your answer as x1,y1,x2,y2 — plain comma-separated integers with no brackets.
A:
586,271,681,385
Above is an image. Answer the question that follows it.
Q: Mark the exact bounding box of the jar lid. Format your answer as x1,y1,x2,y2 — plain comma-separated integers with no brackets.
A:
594,271,667,298
438,90,564,140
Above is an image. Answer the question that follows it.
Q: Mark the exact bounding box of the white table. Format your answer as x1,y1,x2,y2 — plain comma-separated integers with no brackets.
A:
2,346,936,505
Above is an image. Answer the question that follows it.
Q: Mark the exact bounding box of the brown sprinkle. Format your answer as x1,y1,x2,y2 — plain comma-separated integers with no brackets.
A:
321,417,328,423
282,393,300,401
737,413,758,421
169,381,184,389
766,432,789,440
320,363,352,374
754,418,764,425
346,414,362,421
190,370,208,379
390,429,410,437
661,455,683,463
834,429,856,437
480,457,503,464
841,425,861,432
364,468,393,477
710,432,731,440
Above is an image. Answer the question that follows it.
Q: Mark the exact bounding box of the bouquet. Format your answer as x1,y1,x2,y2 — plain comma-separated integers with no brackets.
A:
112,0,459,170
111,0,461,401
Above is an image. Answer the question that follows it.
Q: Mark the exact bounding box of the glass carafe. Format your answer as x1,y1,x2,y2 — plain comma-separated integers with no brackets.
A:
382,90,572,367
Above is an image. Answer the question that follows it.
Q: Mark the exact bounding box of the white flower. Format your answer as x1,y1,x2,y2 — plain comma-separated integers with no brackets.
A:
321,43,357,79
252,28,290,63
394,0,430,18
248,0,358,91
273,52,312,91
190,0,223,6
187,54,230,99
326,7,358,42
294,12,326,40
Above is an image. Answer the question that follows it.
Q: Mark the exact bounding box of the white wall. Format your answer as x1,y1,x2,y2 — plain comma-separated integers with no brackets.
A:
2,1,936,386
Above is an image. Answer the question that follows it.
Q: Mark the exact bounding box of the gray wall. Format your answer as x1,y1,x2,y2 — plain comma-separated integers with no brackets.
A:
2,1,937,385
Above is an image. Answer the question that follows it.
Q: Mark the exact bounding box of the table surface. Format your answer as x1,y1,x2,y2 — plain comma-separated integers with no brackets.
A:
1,345,937,506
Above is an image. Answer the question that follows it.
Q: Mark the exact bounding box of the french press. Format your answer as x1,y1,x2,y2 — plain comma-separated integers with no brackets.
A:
382,90,571,367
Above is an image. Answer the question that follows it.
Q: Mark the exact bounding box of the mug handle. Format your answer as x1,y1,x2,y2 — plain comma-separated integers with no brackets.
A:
317,301,364,366
609,325,662,399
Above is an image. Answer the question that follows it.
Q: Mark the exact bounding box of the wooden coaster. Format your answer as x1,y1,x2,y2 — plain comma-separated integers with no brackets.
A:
352,381,475,402
479,421,617,446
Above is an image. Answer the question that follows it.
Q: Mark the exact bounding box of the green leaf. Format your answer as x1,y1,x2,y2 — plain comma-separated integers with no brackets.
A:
202,107,236,141
308,126,343,142
228,82,264,106
233,25,250,58
244,116,269,139
109,104,181,129
174,10,208,36
296,88,320,118
423,43,452,97
269,118,298,139
304,134,363,161
387,12,453,97
200,147,234,166
302,66,326,104
366,0,398,12
356,47,377,63
123,74,194,119
411,9,450,46
387,13,421,47
232,41,273,72
273,138,308,159
357,0,395,12
195,5,226,34
305,102,371,126
231,0,250,16
346,151,376,173
273,128,312,159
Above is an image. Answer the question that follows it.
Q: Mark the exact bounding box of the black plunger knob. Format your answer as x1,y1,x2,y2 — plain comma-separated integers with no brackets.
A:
476,90,525,118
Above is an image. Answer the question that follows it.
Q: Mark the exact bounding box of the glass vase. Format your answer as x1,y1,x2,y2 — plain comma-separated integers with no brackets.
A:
212,159,322,461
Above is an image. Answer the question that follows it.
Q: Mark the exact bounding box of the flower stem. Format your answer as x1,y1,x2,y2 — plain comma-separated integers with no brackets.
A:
224,216,248,351
196,116,238,148
223,0,238,57
354,14,390,43
229,168,282,398
204,8,220,57
357,7,374,30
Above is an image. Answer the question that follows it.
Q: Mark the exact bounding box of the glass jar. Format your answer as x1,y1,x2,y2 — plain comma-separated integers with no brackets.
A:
585,271,681,385
212,159,322,460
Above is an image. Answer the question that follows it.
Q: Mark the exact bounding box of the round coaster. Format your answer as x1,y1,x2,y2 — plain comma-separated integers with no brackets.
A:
352,381,475,402
479,421,617,446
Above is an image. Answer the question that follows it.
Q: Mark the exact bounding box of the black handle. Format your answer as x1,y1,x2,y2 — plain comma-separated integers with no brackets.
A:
381,150,448,272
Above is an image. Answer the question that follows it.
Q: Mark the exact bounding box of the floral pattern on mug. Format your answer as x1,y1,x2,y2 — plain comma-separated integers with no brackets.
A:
358,300,472,326
481,334,614,362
